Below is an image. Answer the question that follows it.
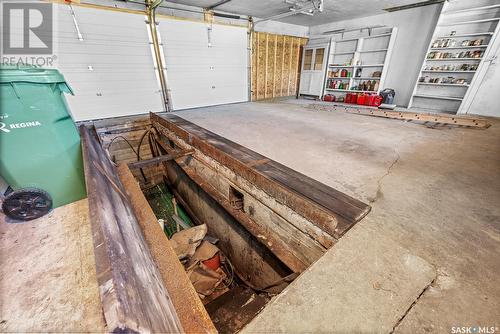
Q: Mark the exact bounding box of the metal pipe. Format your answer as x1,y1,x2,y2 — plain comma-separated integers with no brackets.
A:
147,0,171,111
247,17,253,102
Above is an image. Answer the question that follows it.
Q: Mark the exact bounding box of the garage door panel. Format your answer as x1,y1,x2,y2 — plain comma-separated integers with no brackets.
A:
55,4,163,121
167,71,214,87
159,18,248,110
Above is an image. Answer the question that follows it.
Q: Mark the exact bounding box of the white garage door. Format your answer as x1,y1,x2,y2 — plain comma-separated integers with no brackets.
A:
55,5,163,121
159,18,248,110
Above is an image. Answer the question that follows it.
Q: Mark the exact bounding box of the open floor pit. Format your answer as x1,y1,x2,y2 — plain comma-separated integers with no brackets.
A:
86,112,371,333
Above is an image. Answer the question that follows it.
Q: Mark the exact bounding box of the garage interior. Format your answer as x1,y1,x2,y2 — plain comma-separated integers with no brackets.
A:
0,0,499,333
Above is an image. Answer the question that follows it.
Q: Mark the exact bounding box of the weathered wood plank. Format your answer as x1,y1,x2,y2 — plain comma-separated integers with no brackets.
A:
80,125,184,333
151,113,371,239
156,131,335,250
311,103,491,129
116,164,217,334
127,150,193,169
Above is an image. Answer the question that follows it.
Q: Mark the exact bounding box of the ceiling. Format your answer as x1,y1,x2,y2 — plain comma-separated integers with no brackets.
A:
165,0,430,26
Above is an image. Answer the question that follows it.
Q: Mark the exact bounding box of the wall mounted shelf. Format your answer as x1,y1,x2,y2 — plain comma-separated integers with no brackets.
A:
418,82,469,87
430,45,488,50
421,70,476,73
323,27,397,99
436,32,493,38
409,0,500,114
414,94,464,101
326,88,377,93
426,58,483,61
439,17,500,27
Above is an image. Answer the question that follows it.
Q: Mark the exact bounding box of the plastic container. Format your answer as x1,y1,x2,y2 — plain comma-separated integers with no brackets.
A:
364,94,376,106
323,94,334,102
0,65,86,220
373,95,383,107
357,94,366,105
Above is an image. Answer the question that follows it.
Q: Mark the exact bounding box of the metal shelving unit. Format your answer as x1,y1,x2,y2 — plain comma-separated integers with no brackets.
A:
322,27,397,99
408,0,500,114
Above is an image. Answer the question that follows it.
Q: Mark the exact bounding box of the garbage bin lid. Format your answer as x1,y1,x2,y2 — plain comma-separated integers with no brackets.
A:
0,65,68,85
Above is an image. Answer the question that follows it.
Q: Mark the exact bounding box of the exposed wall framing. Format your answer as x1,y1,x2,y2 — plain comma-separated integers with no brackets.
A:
251,32,308,101
90,116,164,187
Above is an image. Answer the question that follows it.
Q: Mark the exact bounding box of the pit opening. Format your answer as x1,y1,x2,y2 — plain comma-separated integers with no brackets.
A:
142,177,294,334
99,116,369,333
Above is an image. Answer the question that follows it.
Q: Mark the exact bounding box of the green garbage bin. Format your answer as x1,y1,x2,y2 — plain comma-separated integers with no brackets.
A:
0,65,86,220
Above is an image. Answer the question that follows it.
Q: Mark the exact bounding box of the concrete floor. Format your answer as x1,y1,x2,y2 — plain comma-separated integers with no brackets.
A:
1,98,498,333
174,99,500,333
0,199,106,332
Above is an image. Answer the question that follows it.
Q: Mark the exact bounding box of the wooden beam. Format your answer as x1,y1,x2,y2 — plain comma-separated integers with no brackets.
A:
127,150,194,169
273,34,278,98
287,37,294,96
256,32,260,101
312,104,491,128
79,125,184,333
150,113,370,240
264,33,269,100
176,163,311,272
281,35,286,97
116,164,217,334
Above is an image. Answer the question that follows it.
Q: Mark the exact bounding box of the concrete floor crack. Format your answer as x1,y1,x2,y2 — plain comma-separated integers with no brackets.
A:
369,150,400,204
389,277,436,334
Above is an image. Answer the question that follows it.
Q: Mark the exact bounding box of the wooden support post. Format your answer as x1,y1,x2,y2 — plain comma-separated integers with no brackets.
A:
273,34,278,98
264,33,269,99
287,37,294,96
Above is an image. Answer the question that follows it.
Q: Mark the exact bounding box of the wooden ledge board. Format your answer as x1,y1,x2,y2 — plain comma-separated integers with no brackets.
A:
150,113,370,239
311,103,491,129
80,125,183,333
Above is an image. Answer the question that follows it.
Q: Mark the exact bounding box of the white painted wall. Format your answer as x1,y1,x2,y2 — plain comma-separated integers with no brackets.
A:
309,4,443,107
254,20,309,38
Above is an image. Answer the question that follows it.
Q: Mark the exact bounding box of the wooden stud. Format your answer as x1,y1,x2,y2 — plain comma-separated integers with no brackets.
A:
264,33,269,99
287,37,294,96
273,34,278,98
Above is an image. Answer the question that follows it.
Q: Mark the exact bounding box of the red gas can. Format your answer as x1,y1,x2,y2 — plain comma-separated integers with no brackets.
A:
357,94,366,105
345,93,351,103
373,95,383,107
365,94,376,106
323,94,334,102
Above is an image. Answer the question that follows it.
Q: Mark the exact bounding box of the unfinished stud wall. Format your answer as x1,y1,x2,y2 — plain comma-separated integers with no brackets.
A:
251,32,308,101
